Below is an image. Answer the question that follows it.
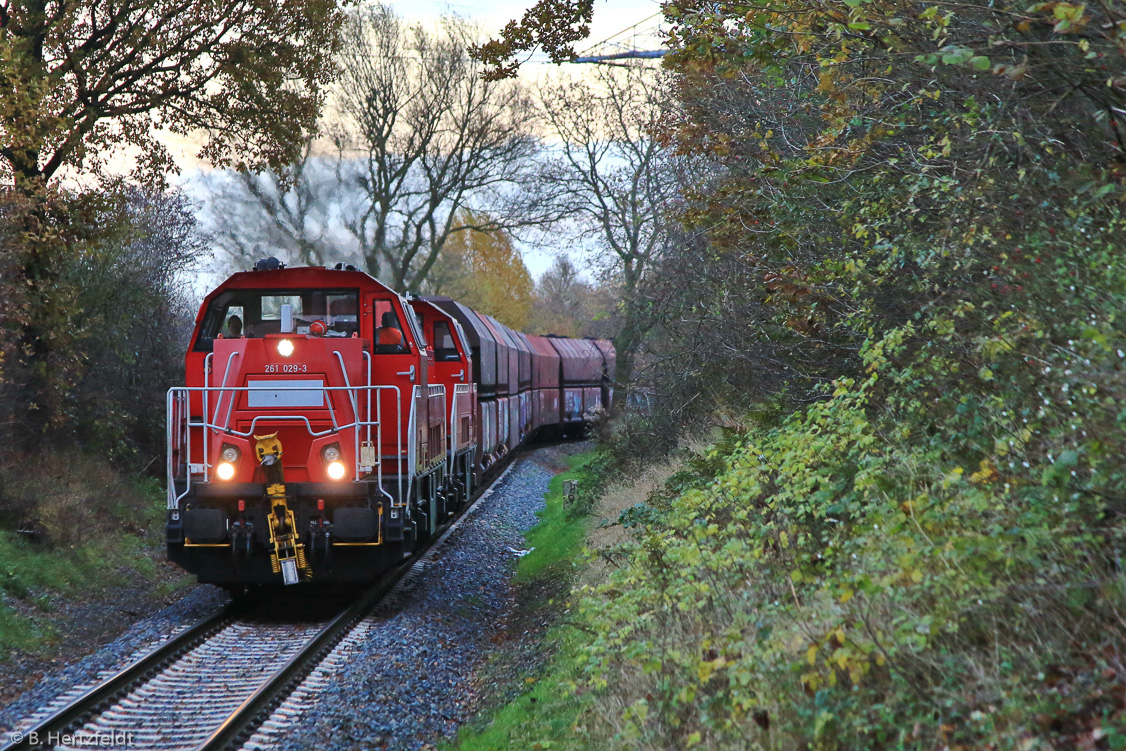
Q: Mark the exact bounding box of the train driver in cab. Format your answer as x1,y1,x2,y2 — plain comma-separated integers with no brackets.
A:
226,314,243,338
217,314,243,340
375,311,404,350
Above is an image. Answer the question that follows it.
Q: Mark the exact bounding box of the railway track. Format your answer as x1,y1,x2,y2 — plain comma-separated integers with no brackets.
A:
1,462,518,751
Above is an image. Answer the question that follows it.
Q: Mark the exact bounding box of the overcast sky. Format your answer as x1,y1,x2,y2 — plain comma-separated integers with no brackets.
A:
172,0,667,282
384,0,664,57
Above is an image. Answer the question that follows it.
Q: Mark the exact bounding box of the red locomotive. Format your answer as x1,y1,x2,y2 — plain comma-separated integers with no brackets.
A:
165,260,614,587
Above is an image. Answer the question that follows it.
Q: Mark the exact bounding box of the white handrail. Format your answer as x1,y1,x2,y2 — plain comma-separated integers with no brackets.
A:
166,383,407,509
448,387,459,476
404,385,420,504
332,351,362,481
216,351,243,431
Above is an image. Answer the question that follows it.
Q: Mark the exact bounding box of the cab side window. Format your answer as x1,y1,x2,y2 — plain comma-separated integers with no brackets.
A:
194,294,252,352
433,321,460,362
373,300,406,354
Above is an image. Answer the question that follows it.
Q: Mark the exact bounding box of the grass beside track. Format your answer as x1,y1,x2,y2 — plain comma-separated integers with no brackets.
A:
447,451,598,751
513,454,593,584
0,454,190,657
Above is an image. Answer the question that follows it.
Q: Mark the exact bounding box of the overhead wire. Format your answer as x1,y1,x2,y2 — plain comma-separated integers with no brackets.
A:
572,9,666,65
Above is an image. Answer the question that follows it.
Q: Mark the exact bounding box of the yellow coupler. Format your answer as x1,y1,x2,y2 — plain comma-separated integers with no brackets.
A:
254,433,311,585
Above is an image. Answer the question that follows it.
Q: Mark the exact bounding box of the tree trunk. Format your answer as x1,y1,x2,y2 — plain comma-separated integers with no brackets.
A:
611,325,640,412
610,267,646,412
11,186,55,445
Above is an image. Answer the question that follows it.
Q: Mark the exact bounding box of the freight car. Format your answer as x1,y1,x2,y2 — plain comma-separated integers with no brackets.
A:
165,260,614,587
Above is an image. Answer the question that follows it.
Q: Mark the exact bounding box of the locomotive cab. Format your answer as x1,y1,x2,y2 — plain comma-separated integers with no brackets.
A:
166,265,441,586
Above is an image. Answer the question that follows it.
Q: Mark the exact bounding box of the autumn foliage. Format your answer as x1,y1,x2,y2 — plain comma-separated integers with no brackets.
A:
431,212,534,329
463,0,1126,748
0,0,344,187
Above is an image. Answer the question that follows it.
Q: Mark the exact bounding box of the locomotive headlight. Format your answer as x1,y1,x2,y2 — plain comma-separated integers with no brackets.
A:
326,461,347,480
216,444,240,480
321,443,346,480
277,339,294,357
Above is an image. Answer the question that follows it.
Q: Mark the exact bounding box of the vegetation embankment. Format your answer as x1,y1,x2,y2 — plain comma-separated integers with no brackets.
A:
0,189,201,670
448,450,612,751
460,300,1126,748
457,0,1126,748
0,458,189,662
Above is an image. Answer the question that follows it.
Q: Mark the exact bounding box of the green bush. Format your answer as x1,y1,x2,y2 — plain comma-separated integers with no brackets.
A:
575,218,1126,746
461,0,1126,748
0,185,204,468
564,0,1126,743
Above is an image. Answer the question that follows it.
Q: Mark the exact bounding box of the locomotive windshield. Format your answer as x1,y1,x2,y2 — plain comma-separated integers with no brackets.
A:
193,289,360,352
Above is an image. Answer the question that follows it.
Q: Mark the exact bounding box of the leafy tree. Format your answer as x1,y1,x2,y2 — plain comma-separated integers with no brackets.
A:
648,0,1126,410
430,211,533,330
71,189,208,463
0,0,345,190
470,0,593,80
526,255,618,339
564,0,1126,747
0,0,345,441
484,0,1126,747
0,186,205,455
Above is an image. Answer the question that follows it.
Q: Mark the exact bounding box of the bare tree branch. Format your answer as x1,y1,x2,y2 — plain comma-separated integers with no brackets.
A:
327,5,563,292
536,64,683,394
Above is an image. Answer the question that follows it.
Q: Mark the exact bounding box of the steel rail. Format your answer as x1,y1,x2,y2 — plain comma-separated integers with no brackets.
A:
194,580,389,751
196,454,522,751
0,603,243,751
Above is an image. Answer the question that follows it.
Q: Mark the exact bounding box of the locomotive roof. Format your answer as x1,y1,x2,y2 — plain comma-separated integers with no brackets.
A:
199,266,398,316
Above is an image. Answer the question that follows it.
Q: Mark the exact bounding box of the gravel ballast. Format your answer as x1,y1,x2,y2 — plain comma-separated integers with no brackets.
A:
272,447,572,751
